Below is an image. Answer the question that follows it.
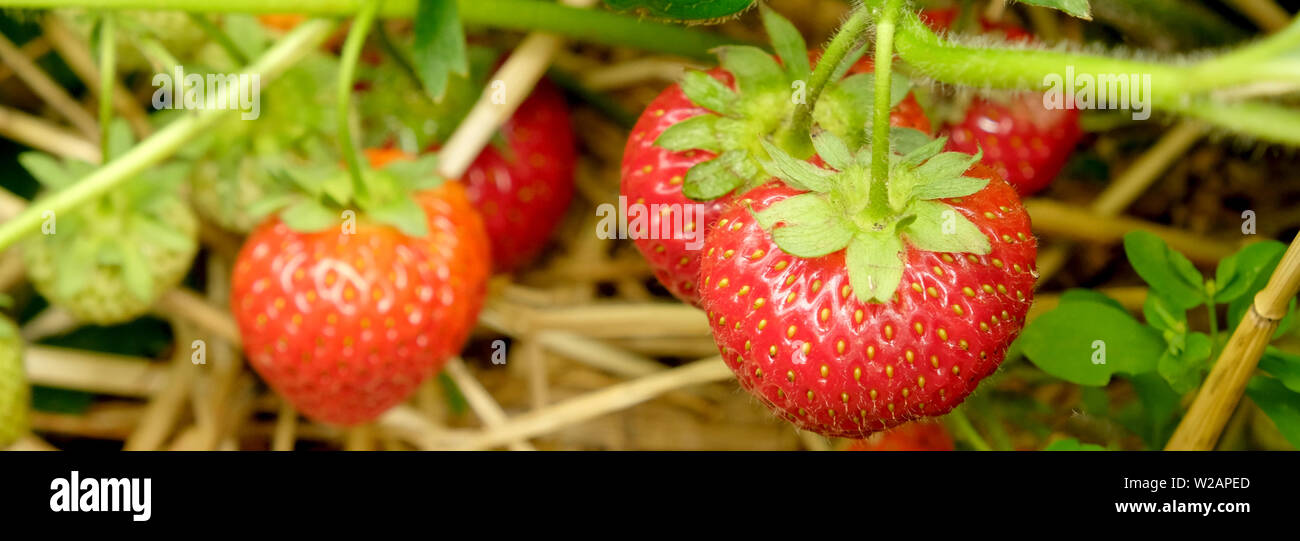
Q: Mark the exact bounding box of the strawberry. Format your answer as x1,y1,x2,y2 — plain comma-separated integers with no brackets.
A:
699,132,1036,437
231,150,489,425
0,313,29,447
459,79,576,272
21,122,198,325
846,421,954,451
622,7,931,305
923,8,1082,196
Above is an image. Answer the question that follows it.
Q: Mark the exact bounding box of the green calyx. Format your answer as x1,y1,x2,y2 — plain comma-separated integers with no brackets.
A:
753,130,991,304
653,6,904,202
18,120,198,309
250,154,445,238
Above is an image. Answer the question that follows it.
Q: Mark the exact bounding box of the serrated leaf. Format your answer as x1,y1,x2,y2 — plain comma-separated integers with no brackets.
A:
680,70,738,115
245,193,297,223
902,200,991,255
118,240,154,303
758,140,833,192
1016,300,1166,386
1123,231,1205,310
19,152,75,190
1246,376,1300,448
1016,0,1092,20
914,150,982,187
899,136,948,168
913,174,988,200
1260,348,1300,394
383,155,443,191
1157,331,1211,393
758,4,809,81
602,0,755,20
413,0,469,101
845,230,904,303
280,199,338,232
1214,241,1287,303
756,193,854,258
131,215,196,253
810,132,853,171
890,127,932,156
682,149,751,200
655,114,722,153
717,45,785,95
1043,438,1105,451
369,196,430,238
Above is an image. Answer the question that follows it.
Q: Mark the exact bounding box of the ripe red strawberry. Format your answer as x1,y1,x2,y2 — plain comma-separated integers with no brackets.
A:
846,421,954,451
622,7,931,306
923,8,1082,196
699,133,1036,437
231,152,489,426
459,80,576,272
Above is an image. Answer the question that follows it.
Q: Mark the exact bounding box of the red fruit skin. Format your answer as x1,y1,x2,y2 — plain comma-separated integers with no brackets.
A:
460,80,576,273
847,421,955,451
231,182,490,426
699,167,1036,438
923,8,1082,196
621,57,931,306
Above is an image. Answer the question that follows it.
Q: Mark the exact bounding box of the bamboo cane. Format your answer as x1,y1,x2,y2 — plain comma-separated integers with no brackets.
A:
1166,231,1300,450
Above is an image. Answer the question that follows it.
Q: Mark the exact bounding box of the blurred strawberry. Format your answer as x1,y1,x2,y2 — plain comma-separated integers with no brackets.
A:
847,422,955,451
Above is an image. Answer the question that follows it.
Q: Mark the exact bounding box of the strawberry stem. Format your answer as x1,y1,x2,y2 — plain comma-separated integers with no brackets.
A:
946,407,992,452
337,0,380,201
780,6,872,157
97,13,115,162
869,0,901,201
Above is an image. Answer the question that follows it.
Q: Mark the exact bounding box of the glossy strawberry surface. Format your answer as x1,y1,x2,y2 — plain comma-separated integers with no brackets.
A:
699,167,1036,437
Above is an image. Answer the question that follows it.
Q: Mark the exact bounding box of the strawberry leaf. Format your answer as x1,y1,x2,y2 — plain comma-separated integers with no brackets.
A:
656,114,722,153
755,193,854,257
118,239,154,303
1214,240,1286,303
1123,231,1206,310
412,0,469,101
845,230,904,303
19,152,75,190
280,199,338,232
1016,0,1092,21
1246,376,1300,448
369,197,430,238
717,46,785,95
758,140,833,192
680,70,739,116
602,0,754,20
901,201,991,254
890,127,933,156
1016,300,1165,386
131,215,196,253
898,135,948,168
811,132,854,171
758,4,809,82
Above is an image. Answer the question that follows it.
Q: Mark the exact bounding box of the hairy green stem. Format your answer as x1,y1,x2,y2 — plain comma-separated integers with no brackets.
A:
337,0,379,200
0,0,737,60
0,20,336,251
97,13,114,160
870,0,901,200
776,6,872,158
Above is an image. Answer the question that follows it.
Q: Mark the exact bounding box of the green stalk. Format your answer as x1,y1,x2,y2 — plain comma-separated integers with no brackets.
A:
870,0,901,199
0,0,737,60
97,13,115,161
775,6,872,158
0,20,336,251
946,407,992,452
337,0,380,200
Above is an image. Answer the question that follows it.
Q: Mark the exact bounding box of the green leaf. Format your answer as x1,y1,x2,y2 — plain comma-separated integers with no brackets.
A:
602,0,755,20
755,193,854,258
53,240,96,299
1016,301,1166,386
105,119,135,161
369,196,431,238
1157,331,1211,393
1123,231,1205,310
814,73,874,146
1059,288,1126,312
1260,348,1300,394
1142,292,1186,336
680,70,739,115
19,152,75,190
1214,241,1286,303
758,4,809,81
412,0,469,101
810,132,853,171
1043,438,1105,451
845,230,905,303
118,240,154,303
898,136,948,168
245,193,297,223
717,45,785,96
912,174,988,201
890,127,932,156
901,201,991,255
1246,376,1300,448
280,199,338,233
655,114,722,153
130,215,196,253
682,149,752,200
758,140,833,192
1128,372,1182,448
1016,0,1092,20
